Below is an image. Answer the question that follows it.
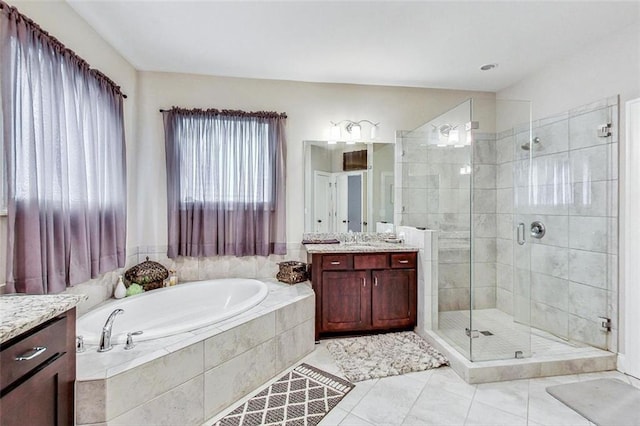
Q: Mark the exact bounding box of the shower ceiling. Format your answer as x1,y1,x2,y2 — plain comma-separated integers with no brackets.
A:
65,1,640,92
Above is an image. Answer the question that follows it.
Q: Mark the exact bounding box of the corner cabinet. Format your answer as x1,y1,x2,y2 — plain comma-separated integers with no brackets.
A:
308,251,417,340
0,309,76,426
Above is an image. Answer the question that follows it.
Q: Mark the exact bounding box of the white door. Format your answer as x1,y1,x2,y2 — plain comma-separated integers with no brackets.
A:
336,173,349,232
313,171,331,233
336,171,365,232
624,98,640,378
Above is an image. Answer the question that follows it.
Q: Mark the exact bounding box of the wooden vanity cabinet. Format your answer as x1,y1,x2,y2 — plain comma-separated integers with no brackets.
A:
0,309,76,426
309,252,417,340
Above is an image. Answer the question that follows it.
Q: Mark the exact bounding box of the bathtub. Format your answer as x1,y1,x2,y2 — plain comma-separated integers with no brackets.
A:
77,278,269,344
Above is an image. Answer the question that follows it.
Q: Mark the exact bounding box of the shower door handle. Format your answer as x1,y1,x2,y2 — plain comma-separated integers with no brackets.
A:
517,223,526,245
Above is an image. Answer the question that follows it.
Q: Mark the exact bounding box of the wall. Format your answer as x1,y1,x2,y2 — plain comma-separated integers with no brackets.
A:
135,71,494,250
1,0,138,296
498,23,640,355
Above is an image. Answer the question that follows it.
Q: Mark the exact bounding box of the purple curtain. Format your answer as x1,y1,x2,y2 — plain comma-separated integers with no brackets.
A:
1,3,127,294
163,108,286,257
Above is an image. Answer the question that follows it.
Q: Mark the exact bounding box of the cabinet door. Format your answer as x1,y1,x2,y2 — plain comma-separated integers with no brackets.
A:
371,269,416,329
1,353,71,426
321,270,370,332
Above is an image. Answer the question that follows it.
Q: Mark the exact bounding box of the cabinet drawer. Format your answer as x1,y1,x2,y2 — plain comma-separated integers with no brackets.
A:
354,254,387,270
321,254,349,270
391,253,417,268
1,316,68,390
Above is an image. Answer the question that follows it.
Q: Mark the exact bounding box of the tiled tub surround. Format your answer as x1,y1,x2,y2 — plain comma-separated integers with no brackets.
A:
75,279,315,425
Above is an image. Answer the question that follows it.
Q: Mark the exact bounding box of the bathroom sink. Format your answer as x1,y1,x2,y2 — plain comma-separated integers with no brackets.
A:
341,243,376,250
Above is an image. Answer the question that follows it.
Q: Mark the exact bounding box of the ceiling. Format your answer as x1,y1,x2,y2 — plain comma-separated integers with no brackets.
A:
67,1,640,92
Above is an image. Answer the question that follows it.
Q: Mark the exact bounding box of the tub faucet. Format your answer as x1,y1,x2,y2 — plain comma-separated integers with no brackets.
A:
98,308,124,352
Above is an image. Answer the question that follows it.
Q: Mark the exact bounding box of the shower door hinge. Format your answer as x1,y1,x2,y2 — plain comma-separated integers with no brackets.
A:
465,328,480,338
599,316,612,332
465,121,479,131
597,123,612,137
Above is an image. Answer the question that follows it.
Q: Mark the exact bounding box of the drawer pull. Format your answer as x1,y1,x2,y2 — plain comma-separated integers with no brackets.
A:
15,346,47,361
330,261,341,265
398,260,410,264
374,277,378,287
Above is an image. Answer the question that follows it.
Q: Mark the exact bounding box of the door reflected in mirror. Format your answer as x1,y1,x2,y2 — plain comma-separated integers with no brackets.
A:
304,141,394,233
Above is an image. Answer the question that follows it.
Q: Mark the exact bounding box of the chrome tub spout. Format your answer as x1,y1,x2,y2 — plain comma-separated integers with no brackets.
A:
98,308,124,352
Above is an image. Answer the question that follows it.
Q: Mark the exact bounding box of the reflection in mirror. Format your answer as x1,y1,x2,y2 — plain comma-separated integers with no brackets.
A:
304,141,394,233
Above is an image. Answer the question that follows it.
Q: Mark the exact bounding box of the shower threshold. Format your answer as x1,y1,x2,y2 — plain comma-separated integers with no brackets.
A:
418,309,616,384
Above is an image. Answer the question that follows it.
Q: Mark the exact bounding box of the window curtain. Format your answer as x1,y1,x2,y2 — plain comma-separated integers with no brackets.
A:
0,3,127,294
163,108,286,257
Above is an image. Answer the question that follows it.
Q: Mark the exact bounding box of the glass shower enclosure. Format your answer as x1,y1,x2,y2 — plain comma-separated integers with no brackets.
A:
399,98,533,361
400,95,618,363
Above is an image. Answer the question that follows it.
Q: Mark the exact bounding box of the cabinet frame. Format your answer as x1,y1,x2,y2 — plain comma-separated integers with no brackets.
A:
309,251,417,340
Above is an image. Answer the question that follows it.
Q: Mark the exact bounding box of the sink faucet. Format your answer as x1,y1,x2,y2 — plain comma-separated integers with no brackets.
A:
98,308,124,352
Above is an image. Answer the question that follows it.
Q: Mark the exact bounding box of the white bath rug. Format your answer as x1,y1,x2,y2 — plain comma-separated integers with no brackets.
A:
547,378,640,426
325,331,448,382
214,363,354,426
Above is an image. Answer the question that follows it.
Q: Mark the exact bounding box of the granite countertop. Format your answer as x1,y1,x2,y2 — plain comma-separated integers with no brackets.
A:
304,241,419,254
0,294,87,344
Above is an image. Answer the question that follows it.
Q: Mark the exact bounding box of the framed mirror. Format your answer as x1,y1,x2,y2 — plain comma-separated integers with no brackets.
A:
304,140,394,233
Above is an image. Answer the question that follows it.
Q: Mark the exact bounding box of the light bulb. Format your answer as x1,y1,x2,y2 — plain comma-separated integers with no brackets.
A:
370,125,378,139
351,124,361,140
330,124,341,140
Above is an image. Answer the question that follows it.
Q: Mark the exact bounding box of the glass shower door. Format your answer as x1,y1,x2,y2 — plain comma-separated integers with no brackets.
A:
399,99,474,359
470,99,532,361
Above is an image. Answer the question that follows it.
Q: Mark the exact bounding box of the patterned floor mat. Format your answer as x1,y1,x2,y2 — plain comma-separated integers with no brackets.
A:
214,363,354,426
326,331,448,382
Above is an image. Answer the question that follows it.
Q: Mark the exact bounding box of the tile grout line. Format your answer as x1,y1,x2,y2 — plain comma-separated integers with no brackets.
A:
463,383,478,425
397,370,437,425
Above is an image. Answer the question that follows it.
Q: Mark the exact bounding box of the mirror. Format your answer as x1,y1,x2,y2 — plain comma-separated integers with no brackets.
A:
304,141,395,233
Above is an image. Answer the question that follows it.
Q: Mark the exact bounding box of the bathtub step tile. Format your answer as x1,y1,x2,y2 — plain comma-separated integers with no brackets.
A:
108,375,204,426
106,341,204,421
76,379,108,424
275,293,315,334
204,312,276,370
275,318,316,373
204,339,277,420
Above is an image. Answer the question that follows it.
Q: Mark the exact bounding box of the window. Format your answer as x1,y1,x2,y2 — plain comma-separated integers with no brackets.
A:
176,116,274,204
163,108,287,258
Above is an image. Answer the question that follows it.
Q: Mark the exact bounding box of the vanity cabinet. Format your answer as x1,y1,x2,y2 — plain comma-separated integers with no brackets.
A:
309,251,417,339
0,309,76,426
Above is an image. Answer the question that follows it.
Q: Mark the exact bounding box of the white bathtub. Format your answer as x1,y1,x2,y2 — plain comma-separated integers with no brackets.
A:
77,278,269,344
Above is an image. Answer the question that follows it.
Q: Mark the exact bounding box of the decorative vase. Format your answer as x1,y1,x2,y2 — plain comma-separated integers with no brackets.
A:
114,275,126,299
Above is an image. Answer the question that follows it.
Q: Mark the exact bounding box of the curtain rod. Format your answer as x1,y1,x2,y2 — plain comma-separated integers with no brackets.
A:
0,1,127,99
159,107,287,118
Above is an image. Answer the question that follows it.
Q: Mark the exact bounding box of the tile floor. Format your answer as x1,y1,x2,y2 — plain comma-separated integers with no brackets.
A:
300,340,639,426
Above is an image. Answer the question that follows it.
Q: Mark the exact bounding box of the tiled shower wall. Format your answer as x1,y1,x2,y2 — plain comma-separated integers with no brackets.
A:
397,132,498,312
499,97,619,350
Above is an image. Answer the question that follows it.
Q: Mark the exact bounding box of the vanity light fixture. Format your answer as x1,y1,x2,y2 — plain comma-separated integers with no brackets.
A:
329,119,380,142
430,123,473,148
